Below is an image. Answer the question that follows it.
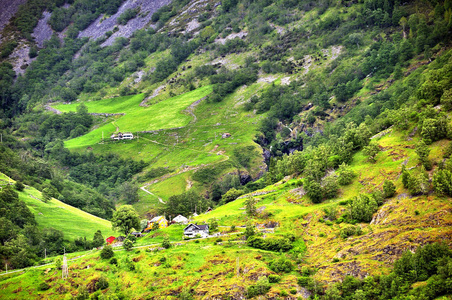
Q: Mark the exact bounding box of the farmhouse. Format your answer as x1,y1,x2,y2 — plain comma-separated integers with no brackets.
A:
145,216,168,231
106,236,115,244
111,132,134,140
172,214,188,224
184,224,209,238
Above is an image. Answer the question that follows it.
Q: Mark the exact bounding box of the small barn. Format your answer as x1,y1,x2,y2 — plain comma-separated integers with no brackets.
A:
172,214,188,224
106,236,115,244
184,224,209,238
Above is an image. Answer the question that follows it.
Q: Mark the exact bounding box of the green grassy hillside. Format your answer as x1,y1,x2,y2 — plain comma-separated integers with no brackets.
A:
53,86,213,149
1,173,115,241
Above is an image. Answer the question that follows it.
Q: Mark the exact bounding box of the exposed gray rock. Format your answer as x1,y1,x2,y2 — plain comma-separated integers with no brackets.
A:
78,0,172,47
9,42,35,76
0,0,27,42
31,11,53,48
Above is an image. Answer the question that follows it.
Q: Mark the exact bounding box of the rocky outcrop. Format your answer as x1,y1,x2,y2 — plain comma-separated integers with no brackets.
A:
31,11,53,48
0,0,27,42
78,0,172,47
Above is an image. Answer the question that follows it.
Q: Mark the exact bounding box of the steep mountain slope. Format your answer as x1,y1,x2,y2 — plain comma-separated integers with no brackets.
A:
1,173,115,241
0,0,452,298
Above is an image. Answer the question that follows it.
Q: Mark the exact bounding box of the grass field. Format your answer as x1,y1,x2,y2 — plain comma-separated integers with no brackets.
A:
53,85,213,149
20,187,115,240
1,173,115,241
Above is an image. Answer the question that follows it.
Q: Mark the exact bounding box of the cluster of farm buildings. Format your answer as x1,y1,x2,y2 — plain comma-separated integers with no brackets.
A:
105,214,210,245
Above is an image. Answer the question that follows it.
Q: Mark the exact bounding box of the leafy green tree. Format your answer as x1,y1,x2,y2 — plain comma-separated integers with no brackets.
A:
14,181,25,192
220,188,244,204
111,205,140,236
363,142,380,163
54,257,62,270
123,239,134,251
209,219,219,232
100,245,114,259
245,196,257,216
245,223,255,239
92,230,104,248
322,175,339,199
337,163,356,185
382,180,396,198
348,195,378,222
306,180,323,203
415,139,431,170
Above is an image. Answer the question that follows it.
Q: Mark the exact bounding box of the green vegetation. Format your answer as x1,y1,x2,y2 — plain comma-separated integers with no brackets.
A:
1,0,452,298
53,86,212,148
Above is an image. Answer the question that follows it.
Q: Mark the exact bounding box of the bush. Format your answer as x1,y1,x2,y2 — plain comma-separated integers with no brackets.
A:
340,225,362,239
38,282,50,291
123,239,134,251
247,236,293,252
96,275,109,290
14,181,25,191
162,235,171,249
268,274,281,283
337,163,356,185
382,180,396,198
269,257,294,273
100,245,114,259
109,257,118,265
247,277,270,298
348,194,378,223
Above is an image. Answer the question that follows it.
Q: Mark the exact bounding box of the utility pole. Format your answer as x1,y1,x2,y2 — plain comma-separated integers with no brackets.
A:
62,255,69,280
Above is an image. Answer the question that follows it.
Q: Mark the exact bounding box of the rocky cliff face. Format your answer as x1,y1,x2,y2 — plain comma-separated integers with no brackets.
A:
0,0,27,42
78,0,172,47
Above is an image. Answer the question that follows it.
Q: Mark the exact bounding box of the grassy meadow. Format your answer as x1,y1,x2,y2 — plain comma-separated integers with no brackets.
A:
53,85,213,149
1,173,115,241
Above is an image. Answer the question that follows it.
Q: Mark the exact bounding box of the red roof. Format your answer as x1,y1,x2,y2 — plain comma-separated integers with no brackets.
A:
106,236,115,244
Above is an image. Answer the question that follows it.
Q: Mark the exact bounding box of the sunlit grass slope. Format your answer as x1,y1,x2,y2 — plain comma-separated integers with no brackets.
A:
21,187,115,240
1,173,115,240
53,85,213,148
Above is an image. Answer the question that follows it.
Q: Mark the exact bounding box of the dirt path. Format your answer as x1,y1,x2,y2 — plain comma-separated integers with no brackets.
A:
140,186,166,204
138,136,230,206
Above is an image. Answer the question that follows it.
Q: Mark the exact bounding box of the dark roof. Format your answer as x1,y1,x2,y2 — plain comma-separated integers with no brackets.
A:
184,223,208,231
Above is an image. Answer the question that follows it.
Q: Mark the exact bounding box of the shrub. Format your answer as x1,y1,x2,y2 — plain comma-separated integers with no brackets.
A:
268,274,281,283
290,288,297,295
96,275,109,290
340,225,362,239
247,277,270,298
348,195,378,223
109,257,118,265
123,239,134,251
280,290,288,296
162,235,171,249
382,180,396,198
247,236,293,252
337,163,356,185
100,245,114,259
38,282,50,291
14,181,25,191
269,257,294,273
